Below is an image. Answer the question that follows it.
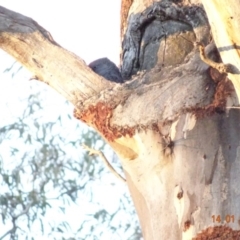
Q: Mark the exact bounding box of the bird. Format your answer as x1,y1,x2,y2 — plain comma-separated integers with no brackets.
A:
88,58,124,83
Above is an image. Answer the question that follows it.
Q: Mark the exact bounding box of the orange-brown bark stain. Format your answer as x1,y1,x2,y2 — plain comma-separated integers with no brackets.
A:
74,102,135,141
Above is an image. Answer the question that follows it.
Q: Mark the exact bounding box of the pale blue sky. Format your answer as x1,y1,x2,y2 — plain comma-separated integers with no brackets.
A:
0,0,122,125
0,0,122,64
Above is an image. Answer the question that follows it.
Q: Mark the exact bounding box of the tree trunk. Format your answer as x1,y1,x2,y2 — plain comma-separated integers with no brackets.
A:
1,0,240,239
119,0,240,239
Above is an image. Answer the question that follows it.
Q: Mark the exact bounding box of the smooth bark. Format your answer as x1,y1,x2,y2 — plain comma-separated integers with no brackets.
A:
202,0,240,99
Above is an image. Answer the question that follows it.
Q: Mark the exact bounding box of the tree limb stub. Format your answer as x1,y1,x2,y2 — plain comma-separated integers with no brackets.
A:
0,6,113,107
121,1,210,79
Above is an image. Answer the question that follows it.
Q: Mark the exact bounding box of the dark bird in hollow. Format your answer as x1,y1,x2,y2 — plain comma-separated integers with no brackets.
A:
88,58,124,83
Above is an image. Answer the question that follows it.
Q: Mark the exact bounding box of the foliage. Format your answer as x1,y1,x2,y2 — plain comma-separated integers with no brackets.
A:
0,62,141,240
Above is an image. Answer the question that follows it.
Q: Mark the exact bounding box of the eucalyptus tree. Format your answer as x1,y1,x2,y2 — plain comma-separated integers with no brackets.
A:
1,0,240,239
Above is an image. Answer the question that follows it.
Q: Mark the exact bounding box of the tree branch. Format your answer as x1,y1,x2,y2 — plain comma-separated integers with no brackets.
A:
197,42,231,74
0,6,113,107
0,226,17,240
0,203,32,240
82,144,126,183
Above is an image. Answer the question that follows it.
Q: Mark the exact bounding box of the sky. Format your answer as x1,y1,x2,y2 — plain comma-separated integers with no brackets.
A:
0,0,122,64
0,0,122,123
0,1,139,239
